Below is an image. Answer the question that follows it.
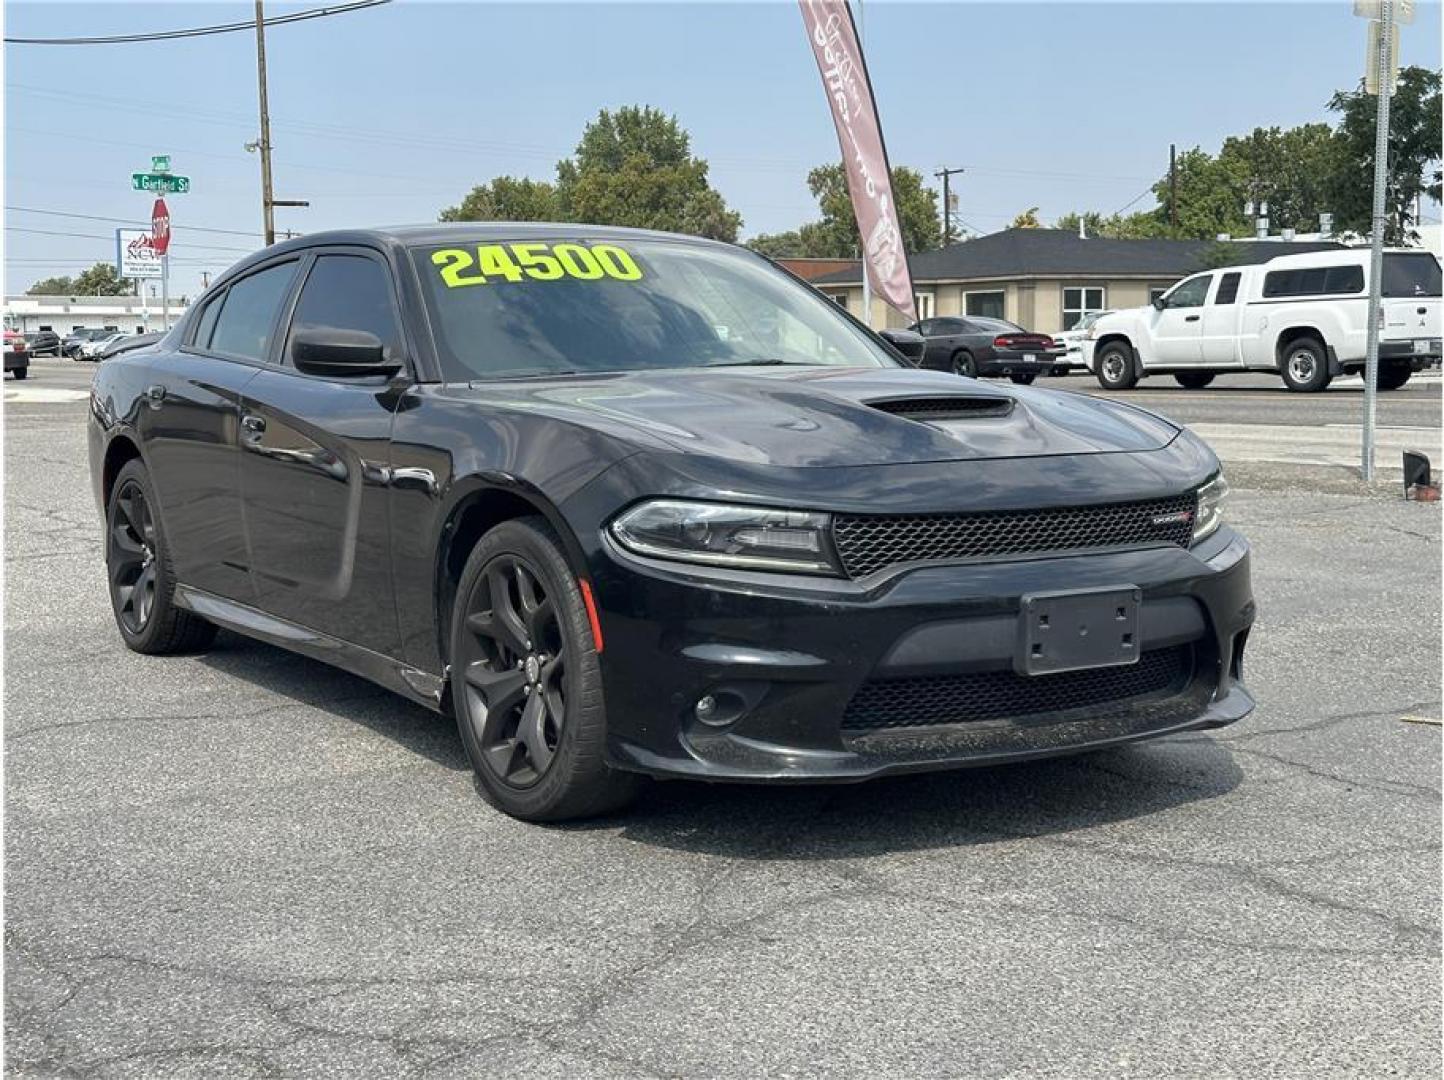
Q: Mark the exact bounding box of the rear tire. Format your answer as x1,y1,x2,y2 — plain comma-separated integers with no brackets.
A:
1009,373,1036,385
1372,361,1413,391
951,350,977,379
1094,342,1137,389
106,459,217,655
450,517,639,822
1280,338,1331,392
1174,372,1215,389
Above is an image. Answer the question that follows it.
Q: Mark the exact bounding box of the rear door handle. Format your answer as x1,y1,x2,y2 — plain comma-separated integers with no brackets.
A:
241,414,267,433
1184,315,1201,322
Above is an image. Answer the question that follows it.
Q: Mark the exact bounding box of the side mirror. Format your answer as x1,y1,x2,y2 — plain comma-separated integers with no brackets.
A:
878,327,926,365
1151,295,1167,311
291,328,401,378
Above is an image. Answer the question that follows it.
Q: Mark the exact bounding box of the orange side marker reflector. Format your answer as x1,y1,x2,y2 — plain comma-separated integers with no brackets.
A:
578,579,604,654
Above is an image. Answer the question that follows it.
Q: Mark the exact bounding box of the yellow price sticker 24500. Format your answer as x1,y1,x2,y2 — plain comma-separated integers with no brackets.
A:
431,242,643,287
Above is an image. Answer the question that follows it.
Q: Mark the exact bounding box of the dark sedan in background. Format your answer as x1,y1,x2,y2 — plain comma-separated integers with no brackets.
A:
910,315,1067,383
24,330,62,357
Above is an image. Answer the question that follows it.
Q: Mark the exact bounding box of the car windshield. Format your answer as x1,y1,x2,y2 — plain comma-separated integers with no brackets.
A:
412,237,898,380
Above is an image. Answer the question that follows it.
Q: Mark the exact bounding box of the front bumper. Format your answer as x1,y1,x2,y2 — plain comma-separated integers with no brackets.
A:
590,526,1255,782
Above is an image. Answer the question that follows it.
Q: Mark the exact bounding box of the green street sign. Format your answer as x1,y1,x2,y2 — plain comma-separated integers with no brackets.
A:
132,173,190,194
152,155,171,173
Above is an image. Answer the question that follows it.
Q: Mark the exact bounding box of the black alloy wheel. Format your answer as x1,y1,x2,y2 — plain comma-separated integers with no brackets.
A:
457,553,567,788
104,459,216,654
952,350,977,378
109,479,158,634
450,517,638,820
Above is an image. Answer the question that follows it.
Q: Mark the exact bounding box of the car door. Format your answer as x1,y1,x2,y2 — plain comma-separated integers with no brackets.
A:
1199,271,1244,366
136,260,300,603
1149,273,1211,364
237,247,411,658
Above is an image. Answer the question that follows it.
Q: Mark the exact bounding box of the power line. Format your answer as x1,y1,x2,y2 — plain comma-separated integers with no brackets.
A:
5,225,255,254
4,0,390,45
7,206,263,238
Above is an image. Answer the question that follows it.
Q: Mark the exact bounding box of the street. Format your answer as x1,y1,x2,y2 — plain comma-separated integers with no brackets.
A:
4,355,1441,1077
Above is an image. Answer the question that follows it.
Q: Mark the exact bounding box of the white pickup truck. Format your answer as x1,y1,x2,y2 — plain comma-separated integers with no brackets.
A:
1081,248,1442,392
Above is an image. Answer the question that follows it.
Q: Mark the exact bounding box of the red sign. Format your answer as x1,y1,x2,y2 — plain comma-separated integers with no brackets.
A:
798,0,916,321
151,198,171,256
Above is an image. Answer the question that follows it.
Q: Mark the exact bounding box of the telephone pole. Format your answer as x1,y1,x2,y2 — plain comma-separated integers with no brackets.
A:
1168,144,1178,231
254,0,276,246
934,166,965,245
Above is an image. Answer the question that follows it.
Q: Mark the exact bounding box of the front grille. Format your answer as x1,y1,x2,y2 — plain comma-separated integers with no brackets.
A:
868,397,1013,420
831,493,1197,578
841,645,1193,732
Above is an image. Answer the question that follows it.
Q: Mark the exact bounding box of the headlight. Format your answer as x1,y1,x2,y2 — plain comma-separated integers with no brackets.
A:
610,499,839,574
1192,474,1228,544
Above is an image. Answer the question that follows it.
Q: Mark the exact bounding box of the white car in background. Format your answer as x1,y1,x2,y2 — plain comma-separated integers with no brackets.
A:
77,332,128,361
1052,311,1113,371
1082,249,1442,392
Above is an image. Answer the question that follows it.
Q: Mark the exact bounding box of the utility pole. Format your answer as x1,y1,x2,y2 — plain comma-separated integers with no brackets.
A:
254,0,276,246
934,167,965,245
1168,144,1178,231
1360,0,1398,481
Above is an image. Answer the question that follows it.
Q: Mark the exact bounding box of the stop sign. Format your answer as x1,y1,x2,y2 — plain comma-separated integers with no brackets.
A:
151,198,171,256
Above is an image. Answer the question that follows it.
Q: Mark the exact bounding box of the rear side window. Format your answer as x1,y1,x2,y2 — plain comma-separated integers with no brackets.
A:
1263,264,1364,298
191,293,224,348
1382,253,1443,298
209,261,299,362
284,255,403,366
1214,272,1241,305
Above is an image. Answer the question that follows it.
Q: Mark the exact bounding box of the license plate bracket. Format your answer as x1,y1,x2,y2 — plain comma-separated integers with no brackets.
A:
1017,586,1141,676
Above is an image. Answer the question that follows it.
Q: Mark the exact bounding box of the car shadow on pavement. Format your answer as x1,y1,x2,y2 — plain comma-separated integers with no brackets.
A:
605,738,1243,859
197,631,470,772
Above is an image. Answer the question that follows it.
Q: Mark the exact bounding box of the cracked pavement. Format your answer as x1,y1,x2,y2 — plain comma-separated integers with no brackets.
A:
5,360,1441,1077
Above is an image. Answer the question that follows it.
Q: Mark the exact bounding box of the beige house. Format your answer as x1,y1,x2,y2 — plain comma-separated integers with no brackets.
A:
808,229,1344,332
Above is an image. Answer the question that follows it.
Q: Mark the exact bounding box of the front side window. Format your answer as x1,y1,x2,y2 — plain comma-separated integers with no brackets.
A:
964,290,1006,320
1061,286,1107,329
208,261,299,362
1164,275,1211,309
413,238,898,380
285,255,403,366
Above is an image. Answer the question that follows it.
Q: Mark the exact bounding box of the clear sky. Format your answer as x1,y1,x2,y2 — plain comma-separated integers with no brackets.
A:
5,1,1441,297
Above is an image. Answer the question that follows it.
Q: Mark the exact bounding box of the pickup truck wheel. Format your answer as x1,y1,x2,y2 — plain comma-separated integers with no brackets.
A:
1174,372,1215,389
951,350,977,379
1095,343,1137,390
1372,361,1412,391
1280,339,1331,392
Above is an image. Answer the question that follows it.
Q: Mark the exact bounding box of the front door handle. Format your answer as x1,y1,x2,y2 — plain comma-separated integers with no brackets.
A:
1184,315,1201,322
241,414,267,434
144,384,166,406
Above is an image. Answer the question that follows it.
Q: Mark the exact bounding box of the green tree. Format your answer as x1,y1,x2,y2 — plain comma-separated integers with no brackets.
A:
1055,210,1168,240
1009,207,1042,229
1327,65,1442,242
25,275,75,296
554,106,742,241
440,176,559,222
1217,123,1341,232
753,163,939,258
71,263,131,297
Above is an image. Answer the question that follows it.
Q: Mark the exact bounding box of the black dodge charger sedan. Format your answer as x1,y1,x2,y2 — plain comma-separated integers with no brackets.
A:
88,224,1255,820
910,315,1068,383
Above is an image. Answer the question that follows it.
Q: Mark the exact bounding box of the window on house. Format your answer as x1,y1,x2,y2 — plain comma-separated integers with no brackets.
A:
1061,286,1107,329
1149,287,1168,304
828,293,848,307
914,292,935,320
964,290,1005,320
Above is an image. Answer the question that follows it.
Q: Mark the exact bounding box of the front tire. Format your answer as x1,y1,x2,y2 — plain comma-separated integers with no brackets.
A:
951,350,977,379
1094,342,1137,389
105,459,217,654
1280,338,1331,392
450,517,638,822
1174,372,1215,389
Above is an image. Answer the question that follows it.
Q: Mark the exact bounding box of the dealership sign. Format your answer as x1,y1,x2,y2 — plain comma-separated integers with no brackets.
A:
115,228,163,279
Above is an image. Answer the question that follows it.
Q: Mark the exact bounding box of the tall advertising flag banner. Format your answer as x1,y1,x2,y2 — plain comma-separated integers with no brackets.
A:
798,0,916,322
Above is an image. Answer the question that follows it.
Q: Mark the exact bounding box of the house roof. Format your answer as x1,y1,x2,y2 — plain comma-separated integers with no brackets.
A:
809,228,1348,286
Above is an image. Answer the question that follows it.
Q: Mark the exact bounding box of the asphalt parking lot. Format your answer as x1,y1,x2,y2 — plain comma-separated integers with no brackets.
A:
5,356,1441,1077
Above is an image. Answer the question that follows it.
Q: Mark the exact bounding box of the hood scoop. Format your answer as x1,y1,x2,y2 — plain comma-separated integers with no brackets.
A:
867,395,1015,422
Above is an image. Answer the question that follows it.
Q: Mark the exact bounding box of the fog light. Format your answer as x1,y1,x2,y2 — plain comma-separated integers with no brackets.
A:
695,695,719,723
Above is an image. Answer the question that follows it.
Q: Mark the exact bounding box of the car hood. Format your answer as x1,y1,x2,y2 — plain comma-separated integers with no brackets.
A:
461,366,1180,468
